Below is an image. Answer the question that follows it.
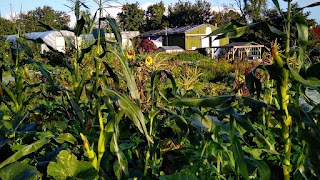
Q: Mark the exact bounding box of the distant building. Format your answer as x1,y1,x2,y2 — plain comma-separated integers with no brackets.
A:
158,46,185,53
80,30,140,48
6,30,77,54
211,42,265,60
140,24,229,51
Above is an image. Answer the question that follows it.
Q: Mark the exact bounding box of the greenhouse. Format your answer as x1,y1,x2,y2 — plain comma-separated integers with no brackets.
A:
5,30,76,54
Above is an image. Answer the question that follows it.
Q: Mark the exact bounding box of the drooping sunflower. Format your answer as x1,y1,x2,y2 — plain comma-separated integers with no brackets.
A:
145,56,153,66
126,50,135,59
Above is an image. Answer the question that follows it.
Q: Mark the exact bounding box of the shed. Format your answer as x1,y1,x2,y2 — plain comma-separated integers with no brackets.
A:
158,46,185,53
211,42,265,60
140,24,229,50
6,30,76,54
80,31,140,48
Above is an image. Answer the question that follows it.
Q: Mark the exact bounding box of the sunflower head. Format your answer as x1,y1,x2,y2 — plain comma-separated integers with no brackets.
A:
126,50,135,59
145,56,153,66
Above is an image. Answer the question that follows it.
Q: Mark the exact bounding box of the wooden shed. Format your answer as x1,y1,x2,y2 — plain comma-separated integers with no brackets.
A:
140,24,229,50
211,42,264,60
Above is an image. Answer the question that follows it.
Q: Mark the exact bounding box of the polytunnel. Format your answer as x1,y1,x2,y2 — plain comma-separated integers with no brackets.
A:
5,30,76,54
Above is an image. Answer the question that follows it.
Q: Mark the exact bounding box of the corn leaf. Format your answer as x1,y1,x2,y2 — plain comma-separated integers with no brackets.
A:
232,135,249,180
272,0,281,13
171,95,234,109
246,158,271,180
0,138,48,169
37,21,55,31
105,89,153,144
1,83,19,110
35,62,54,85
287,65,320,92
74,16,85,37
111,133,129,179
103,61,119,90
294,15,308,66
16,38,33,58
294,2,320,14
104,17,122,48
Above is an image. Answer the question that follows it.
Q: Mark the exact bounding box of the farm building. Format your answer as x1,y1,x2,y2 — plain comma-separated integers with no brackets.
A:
80,30,139,48
140,24,229,50
6,30,77,54
158,46,185,53
211,42,265,60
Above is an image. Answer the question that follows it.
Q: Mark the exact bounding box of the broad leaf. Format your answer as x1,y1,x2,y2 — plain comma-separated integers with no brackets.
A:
0,162,42,180
55,133,77,144
47,150,97,179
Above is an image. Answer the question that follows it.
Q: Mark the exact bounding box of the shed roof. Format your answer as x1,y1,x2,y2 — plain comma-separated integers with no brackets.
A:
211,42,264,48
159,46,184,51
141,24,216,37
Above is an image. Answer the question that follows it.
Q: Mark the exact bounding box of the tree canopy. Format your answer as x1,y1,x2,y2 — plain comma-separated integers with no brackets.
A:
16,6,70,32
167,0,212,27
117,3,145,31
144,1,168,31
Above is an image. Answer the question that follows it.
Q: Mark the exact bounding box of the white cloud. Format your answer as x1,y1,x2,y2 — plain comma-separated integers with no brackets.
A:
140,2,155,10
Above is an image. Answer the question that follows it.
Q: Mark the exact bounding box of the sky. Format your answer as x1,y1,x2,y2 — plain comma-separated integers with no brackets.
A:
1,0,319,27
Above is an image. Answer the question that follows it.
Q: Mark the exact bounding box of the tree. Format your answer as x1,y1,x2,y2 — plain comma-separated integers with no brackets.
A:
0,17,16,39
144,1,168,31
17,6,70,32
117,3,144,31
236,4,317,50
211,8,243,27
234,0,267,21
167,0,212,27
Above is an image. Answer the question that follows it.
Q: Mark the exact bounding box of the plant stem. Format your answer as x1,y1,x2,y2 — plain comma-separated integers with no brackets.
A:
281,2,292,179
143,150,150,176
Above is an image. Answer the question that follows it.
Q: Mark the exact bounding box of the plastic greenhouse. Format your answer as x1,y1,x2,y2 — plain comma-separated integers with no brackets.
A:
6,30,76,54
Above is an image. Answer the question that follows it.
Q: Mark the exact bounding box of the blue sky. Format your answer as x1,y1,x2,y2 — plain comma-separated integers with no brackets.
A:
1,0,319,25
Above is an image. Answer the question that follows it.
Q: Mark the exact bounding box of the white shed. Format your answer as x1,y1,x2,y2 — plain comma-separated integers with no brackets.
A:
6,30,76,54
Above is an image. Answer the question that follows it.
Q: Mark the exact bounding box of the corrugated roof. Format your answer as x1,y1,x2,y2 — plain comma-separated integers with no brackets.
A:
141,24,215,37
221,42,264,48
159,46,184,50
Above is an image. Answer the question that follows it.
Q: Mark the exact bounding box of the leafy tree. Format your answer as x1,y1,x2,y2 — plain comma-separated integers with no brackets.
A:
117,2,144,31
168,0,212,27
234,0,267,21
0,17,16,39
144,1,168,31
17,6,70,32
236,4,317,52
211,8,244,27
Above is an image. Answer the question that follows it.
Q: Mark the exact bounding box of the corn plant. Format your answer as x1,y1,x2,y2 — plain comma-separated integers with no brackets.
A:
196,0,320,179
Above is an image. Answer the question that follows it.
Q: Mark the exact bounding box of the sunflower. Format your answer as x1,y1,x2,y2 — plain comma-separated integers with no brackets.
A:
126,50,135,59
145,56,153,66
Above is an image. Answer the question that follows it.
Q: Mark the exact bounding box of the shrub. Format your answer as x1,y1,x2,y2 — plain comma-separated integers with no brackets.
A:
135,38,158,53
